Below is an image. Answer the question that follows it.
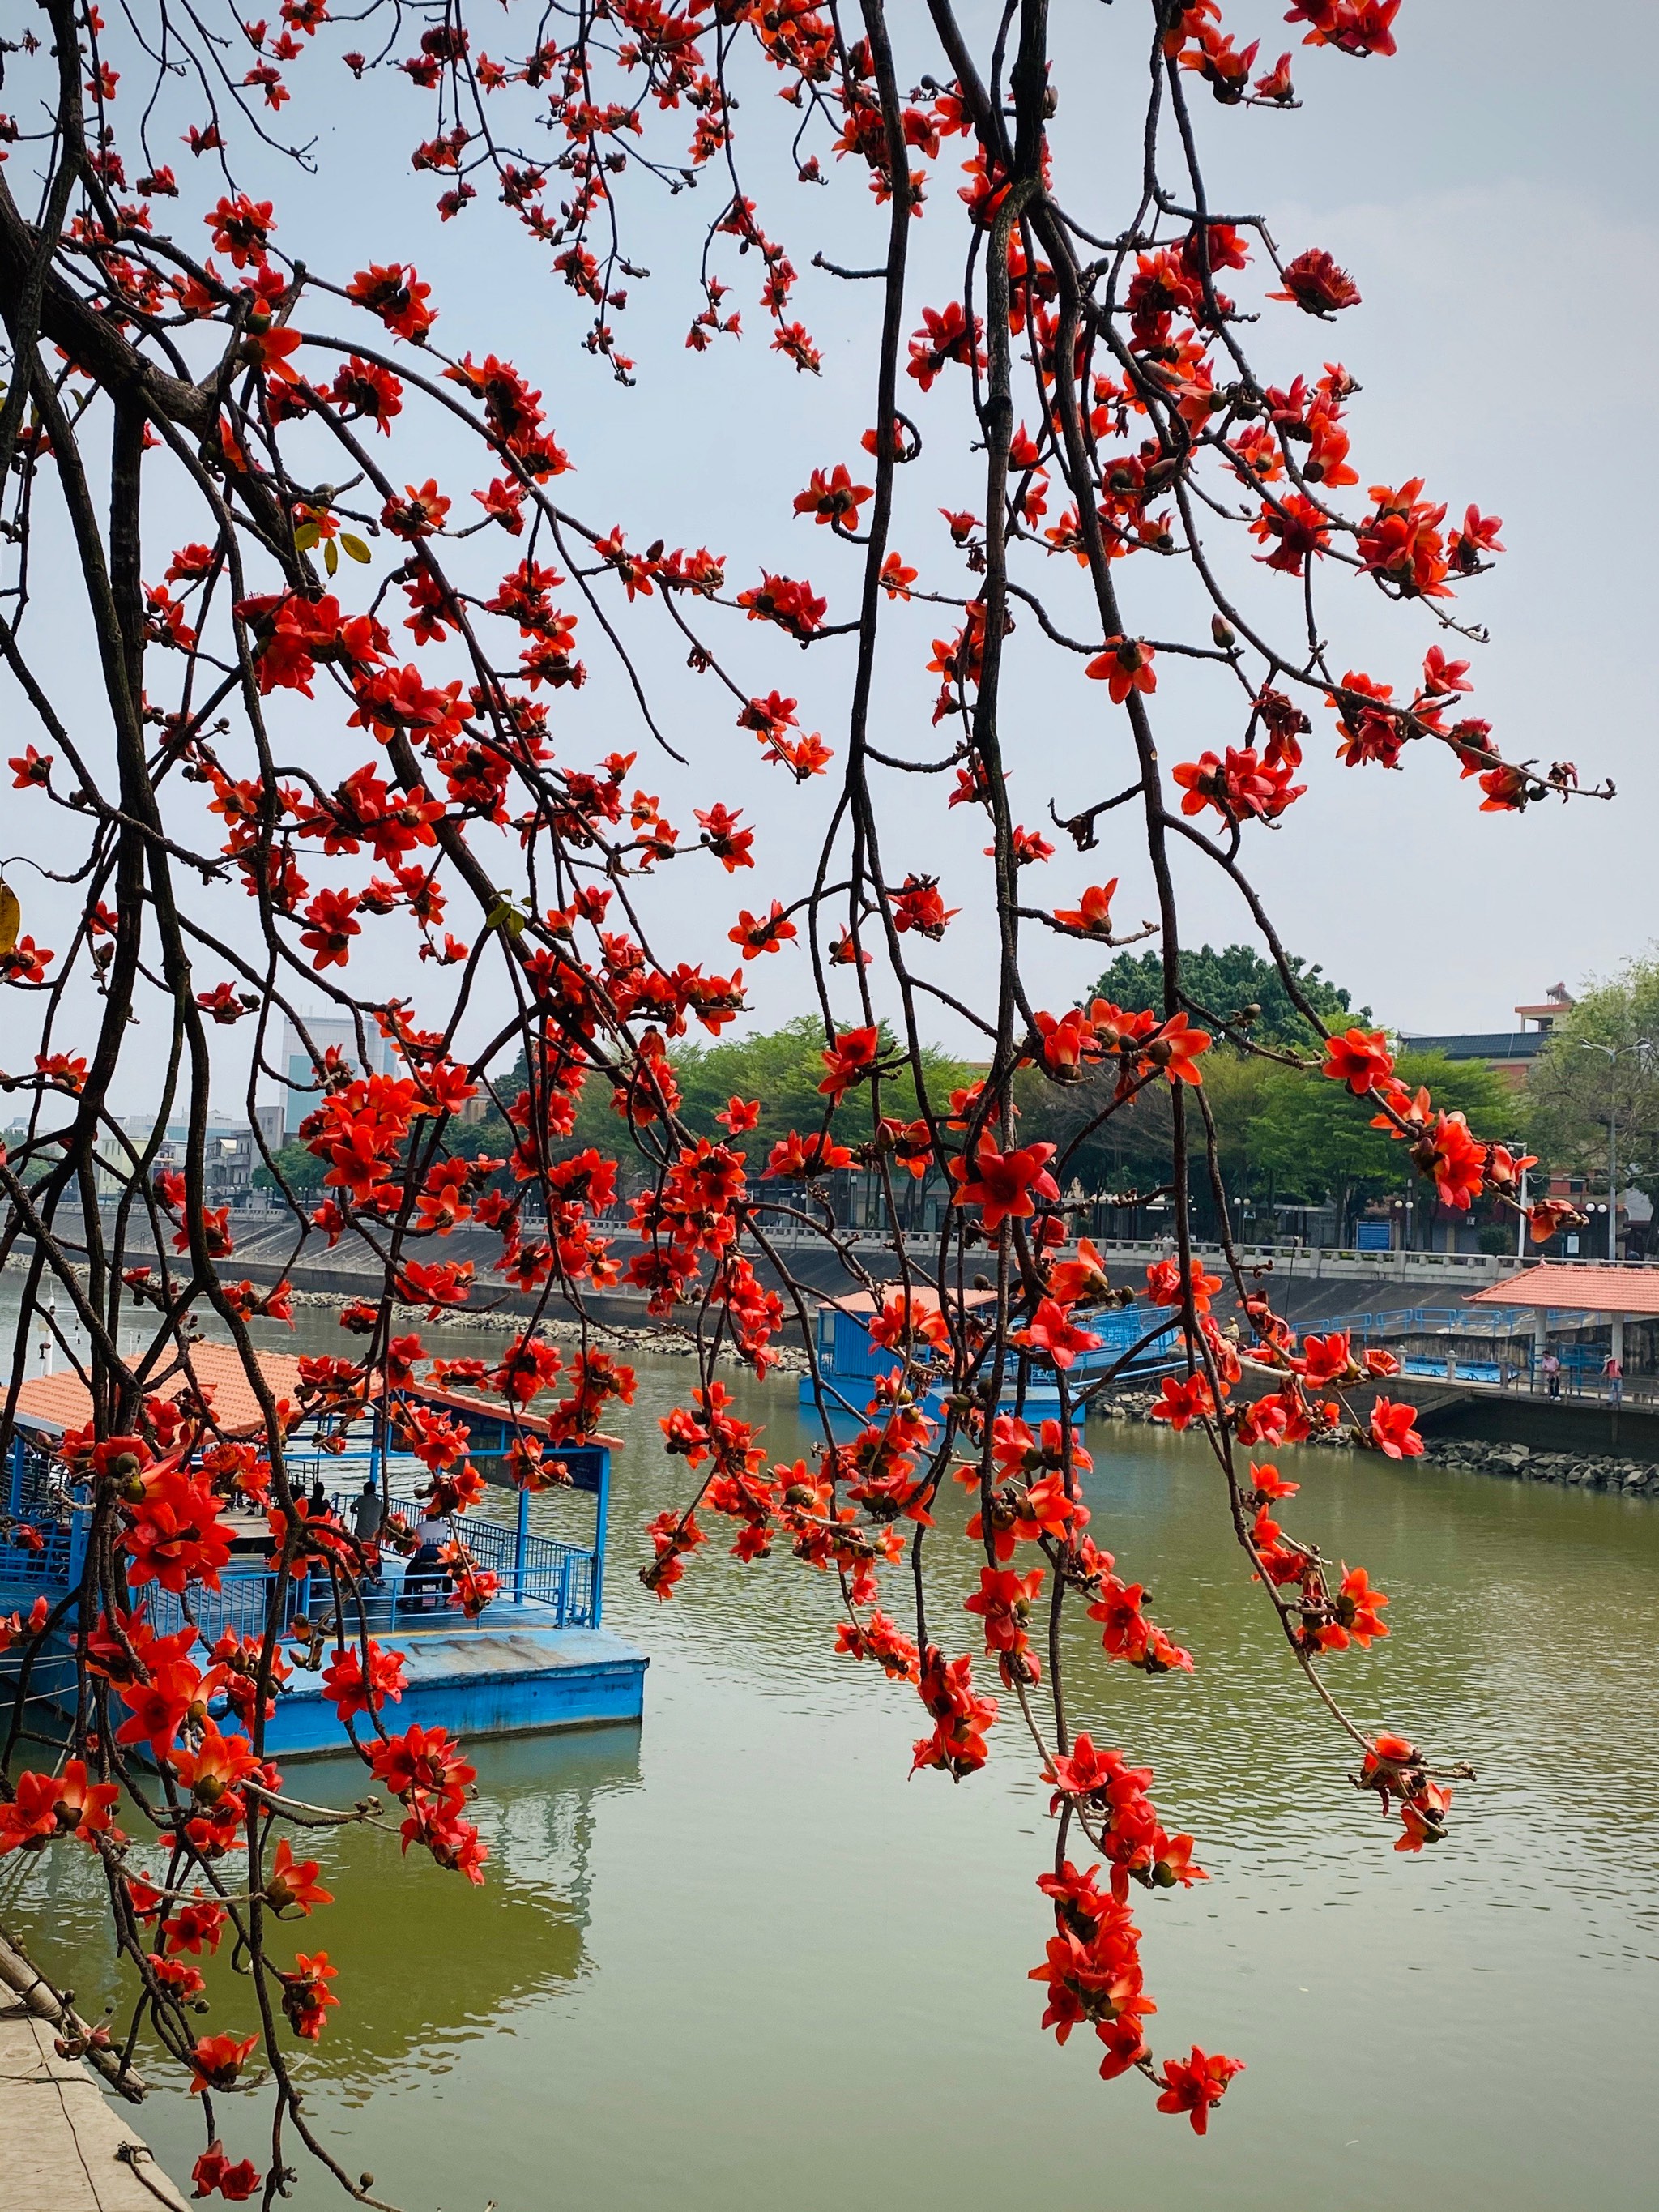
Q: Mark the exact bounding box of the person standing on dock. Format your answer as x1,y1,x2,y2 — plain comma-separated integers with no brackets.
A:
352,1480,383,1545
352,1480,385,1583
1603,1350,1624,1407
1542,1349,1562,1400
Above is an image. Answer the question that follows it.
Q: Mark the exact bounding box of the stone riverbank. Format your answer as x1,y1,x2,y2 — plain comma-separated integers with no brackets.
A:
1098,1388,1659,1496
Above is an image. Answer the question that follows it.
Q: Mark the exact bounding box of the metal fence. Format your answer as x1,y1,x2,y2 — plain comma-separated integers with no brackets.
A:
458,1517,596,1625
141,1520,599,1644
2,1437,87,1590
731,1225,1659,1288
145,1570,314,1646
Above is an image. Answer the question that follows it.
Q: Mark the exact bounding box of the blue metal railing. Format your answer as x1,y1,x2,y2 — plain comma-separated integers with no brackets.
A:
458,1517,595,1625
146,1570,315,1646
139,1523,599,1644
2,1438,89,1590
8,1437,62,1521
3,1411,609,1632
1069,1308,1183,1373
0,1518,76,1588
1400,1356,1503,1384
324,1485,598,1628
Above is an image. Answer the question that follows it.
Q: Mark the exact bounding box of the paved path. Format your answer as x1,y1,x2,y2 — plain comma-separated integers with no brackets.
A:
0,2005,186,2212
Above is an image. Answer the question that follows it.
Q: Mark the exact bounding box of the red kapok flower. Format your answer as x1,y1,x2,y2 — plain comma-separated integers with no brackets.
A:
188,2031,258,2095
1155,2044,1245,2134
1270,247,1360,316
191,2142,262,2200
1323,1027,1395,1096
1085,636,1156,704
1369,1396,1423,1460
948,1142,1060,1233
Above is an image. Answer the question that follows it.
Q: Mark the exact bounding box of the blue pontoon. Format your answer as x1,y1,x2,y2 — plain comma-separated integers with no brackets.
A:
1,1343,645,1757
797,1288,1179,1429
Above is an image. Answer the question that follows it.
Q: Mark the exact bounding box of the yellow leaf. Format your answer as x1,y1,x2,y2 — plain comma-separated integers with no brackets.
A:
293,520,320,552
324,537,339,576
0,882,18,958
341,533,371,564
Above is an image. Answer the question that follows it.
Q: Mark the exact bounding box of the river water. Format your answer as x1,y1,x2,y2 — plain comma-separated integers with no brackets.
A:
2,1294,1657,2209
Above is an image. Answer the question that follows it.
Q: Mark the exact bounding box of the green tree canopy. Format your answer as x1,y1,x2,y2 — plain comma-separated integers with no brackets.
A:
672,1015,977,1162
1086,942,1365,1048
1243,1050,1513,1213
1525,955,1659,1205
1018,1040,1513,1239
421,1018,979,1193
251,1138,331,1195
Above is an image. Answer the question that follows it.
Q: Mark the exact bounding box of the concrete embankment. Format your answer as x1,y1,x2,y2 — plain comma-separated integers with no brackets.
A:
0,1934,186,2211
1100,1382,1659,1494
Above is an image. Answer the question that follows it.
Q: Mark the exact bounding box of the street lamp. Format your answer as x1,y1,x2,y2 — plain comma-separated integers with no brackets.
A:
1578,1040,1654,1262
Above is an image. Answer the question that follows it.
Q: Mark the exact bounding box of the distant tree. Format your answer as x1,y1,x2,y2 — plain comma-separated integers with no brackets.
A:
250,1140,329,1196
1027,1045,1511,1244
417,1025,979,1208
1525,957,1659,1220
1247,1051,1513,1238
1087,943,1365,1048
674,1016,978,1164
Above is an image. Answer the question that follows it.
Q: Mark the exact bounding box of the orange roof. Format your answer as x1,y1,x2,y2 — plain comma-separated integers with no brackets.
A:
825,1287,998,1317
406,1378,558,1440
11,1341,308,1442
407,1379,621,1448
1467,1264,1659,1316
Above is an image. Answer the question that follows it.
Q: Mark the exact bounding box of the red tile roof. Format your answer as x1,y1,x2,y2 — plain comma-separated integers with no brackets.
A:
825,1287,998,1316
11,1341,308,1441
11,1352,623,1456
1467,1264,1659,1316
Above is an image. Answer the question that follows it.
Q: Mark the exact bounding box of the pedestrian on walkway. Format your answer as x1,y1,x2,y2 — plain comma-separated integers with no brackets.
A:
1542,1349,1562,1400
1604,1351,1624,1407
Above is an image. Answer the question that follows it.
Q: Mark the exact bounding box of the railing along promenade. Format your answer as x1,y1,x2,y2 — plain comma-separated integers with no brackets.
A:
740,1224,1658,1287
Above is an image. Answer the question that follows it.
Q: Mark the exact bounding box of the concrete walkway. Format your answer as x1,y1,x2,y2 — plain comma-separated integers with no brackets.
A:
0,2005,186,2212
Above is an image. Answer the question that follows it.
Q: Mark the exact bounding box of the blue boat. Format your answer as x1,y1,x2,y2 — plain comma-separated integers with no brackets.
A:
797,1290,1180,1429
1,1343,646,1758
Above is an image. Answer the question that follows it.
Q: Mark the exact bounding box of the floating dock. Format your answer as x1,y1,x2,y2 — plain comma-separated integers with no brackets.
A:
2,1344,646,1753
799,1287,1179,1426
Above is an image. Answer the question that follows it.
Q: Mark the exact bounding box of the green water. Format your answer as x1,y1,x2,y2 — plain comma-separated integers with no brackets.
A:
4,1309,1657,2209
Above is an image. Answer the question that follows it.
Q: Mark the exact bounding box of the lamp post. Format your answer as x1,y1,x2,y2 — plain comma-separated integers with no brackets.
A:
1578,1040,1653,1262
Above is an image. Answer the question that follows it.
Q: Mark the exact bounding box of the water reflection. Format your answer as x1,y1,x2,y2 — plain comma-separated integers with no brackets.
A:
0,1727,640,2104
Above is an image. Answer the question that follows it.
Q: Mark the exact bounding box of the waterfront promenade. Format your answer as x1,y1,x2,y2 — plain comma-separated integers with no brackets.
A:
0,2001,185,2211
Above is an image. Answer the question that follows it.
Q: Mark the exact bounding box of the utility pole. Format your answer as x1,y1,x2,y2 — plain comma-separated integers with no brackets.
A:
1609,1101,1617,1262
1578,1040,1653,1262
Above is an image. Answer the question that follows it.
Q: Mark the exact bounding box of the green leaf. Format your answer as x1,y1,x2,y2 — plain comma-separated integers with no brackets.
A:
323,537,339,576
341,533,371,564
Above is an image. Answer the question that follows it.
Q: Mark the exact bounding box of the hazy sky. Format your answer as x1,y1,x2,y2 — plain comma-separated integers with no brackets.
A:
5,2,1654,1112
